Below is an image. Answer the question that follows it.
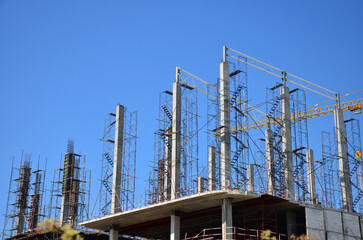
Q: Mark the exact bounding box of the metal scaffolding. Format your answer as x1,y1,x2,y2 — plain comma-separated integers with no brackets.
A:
99,107,137,215
229,57,249,190
345,117,363,211
2,153,47,239
47,140,90,229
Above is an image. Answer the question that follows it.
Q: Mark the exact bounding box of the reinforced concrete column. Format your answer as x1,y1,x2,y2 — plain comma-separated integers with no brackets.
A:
170,210,180,240
164,127,172,200
334,107,353,211
171,69,181,200
306,149,317,204
286,211,296,239
109,224,119,240
281,72,294,199
111,104,125,214
247,164,254,192
265,127,275,195
197,177,205,193
220,47,231,190
208,146,216,191
222,198,233,240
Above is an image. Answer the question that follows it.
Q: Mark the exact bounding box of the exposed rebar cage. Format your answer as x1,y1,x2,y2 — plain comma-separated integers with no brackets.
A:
99,107,137,215
47,140,90,229
60,139,81,228
1,153,47,239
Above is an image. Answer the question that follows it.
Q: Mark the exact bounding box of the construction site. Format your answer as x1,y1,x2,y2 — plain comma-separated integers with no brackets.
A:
2,46,363,240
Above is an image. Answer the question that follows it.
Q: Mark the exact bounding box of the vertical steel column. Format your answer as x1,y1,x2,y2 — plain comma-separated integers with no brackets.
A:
208,146,216,191
334,100,353,211
111,104,125,214
171,68,181,200
281,72,294,199
265,126,275,195
306,149,317,204
220,47,231,189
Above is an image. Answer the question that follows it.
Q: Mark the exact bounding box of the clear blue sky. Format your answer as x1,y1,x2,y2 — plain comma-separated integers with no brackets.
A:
1,0,363,229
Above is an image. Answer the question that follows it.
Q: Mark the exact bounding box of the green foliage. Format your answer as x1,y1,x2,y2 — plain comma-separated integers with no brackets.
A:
36,219,83,240
61,224,84,240
261,230,319,240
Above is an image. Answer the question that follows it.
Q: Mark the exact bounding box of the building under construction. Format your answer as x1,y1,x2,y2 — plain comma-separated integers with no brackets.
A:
2,140,91,239
81,46,363,240
2,154,46,239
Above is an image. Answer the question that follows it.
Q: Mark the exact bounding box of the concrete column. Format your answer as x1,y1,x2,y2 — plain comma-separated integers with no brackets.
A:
109,224,119,240
197,177,206,193
286,211,296,240
208,146,216,191
111,104,125,214
247,164,254,192
266,127,275,195
170,211,180,240
164,127,172,201
220,50,231,190
306,149,317,204
222,198,233,240
334,107,353,211
281,73,294,199
171,71,181,200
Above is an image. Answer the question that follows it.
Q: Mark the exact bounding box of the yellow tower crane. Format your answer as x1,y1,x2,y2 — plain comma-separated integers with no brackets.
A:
233,98,363,132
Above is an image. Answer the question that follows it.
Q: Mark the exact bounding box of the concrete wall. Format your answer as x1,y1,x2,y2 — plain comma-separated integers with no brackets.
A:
305,206,362,240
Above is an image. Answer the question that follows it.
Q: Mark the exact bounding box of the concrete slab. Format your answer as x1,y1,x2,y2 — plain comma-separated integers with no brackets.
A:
81,190,258,231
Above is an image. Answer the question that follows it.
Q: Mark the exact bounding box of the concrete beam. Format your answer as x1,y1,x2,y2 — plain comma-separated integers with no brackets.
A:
171,75,181,200
334,108,353,211
281,74,294,199
220,60,231,189
222,198,233,240
170,211,180,240
265,127,275,195
306,149,317,204
112,104,125,214
247,164,254,192
208,146,216,191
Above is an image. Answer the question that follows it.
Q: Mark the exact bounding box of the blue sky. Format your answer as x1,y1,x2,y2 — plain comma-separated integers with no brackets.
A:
1,0,363,230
